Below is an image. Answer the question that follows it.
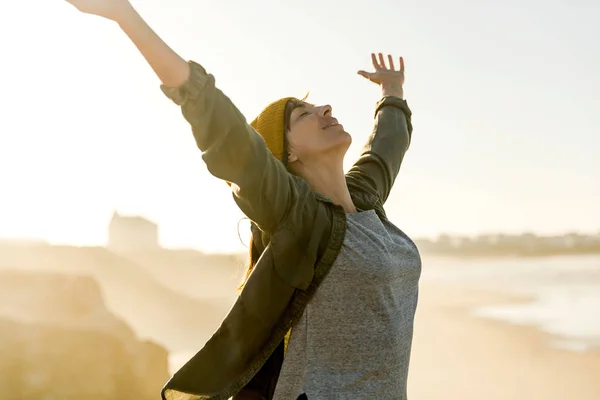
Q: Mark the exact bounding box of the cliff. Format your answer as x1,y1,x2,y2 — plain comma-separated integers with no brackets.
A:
0,270,169,399
0,243,237,351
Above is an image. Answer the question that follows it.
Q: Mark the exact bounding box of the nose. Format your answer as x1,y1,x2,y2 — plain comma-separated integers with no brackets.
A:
318,104,332,116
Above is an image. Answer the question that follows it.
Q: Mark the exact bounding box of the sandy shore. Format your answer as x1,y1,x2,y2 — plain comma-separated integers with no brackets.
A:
408,283,600,399
168,283,600,399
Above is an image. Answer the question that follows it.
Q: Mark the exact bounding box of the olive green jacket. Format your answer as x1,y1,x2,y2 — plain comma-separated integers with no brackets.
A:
160,61,413,400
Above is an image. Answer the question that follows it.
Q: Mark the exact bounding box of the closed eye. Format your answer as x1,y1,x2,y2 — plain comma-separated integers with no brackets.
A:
293,111,309,123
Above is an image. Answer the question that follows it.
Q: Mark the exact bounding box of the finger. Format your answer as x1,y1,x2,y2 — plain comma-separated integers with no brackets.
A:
357,70,372,80
388,54,395,70
357,71,378,84
378,53,386,70
399,56,405,74
371,53,379,70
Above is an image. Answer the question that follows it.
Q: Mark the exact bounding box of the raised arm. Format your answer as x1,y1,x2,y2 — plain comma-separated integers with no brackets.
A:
160,61,299,231
66,0,190,87
346,53,413,204
64,0,302,231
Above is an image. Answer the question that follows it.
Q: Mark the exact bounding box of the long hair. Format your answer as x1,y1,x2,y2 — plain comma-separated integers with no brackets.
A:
237,97,307,290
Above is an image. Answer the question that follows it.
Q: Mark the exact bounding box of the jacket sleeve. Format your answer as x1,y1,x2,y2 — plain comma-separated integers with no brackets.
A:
161,61,300,231
345,96,413,205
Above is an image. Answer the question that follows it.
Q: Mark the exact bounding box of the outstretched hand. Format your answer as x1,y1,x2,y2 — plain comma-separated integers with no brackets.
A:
358,53,405,98
64,0,133,22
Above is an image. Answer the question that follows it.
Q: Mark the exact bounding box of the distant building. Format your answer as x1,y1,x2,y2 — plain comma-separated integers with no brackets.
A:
107,211,160,252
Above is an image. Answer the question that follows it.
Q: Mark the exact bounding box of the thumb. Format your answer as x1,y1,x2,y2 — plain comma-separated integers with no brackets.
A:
357,70,372,80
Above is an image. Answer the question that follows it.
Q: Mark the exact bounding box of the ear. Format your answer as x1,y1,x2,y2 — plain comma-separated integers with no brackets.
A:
287,152,299,164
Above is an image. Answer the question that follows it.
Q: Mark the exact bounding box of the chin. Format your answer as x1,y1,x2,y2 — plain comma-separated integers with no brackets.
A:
341,130,352,146
336,133,352,154
321,125,351,153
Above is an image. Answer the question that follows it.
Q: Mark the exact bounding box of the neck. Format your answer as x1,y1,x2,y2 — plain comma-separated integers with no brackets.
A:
294,157,357,214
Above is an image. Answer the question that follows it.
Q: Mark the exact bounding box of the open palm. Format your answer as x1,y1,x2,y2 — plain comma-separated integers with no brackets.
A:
358,53,405,87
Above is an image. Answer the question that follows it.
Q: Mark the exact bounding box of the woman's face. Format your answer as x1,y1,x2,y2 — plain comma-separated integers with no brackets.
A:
285,102,352,166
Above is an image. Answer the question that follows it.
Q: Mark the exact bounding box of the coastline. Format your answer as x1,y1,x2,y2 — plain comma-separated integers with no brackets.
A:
169,282,600,399
408,283,600,399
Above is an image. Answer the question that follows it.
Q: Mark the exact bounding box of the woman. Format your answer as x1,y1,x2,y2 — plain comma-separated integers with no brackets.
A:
65,1,421,399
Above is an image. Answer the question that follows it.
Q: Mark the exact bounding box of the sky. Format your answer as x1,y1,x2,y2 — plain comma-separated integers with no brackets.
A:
0,0,598,253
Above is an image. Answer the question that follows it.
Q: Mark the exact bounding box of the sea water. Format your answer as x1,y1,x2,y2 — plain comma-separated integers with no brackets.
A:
422,254,600,353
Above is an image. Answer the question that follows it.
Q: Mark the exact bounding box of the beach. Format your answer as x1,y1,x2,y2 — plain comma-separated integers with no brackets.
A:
169,281,600,400
168,255,600,399
408,282,600,399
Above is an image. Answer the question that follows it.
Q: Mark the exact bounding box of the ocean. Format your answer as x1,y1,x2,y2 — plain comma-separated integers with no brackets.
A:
422,254,600,353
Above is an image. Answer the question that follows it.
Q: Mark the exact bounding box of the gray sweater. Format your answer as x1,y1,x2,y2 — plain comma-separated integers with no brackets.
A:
273,209,421,399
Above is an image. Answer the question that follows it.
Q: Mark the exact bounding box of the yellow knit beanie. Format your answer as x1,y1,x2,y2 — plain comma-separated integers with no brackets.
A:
227,97,298,186
250,96,297,161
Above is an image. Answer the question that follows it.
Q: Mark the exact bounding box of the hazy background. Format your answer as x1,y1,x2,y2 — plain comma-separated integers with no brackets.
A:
0,1,599,399
1,0,598,252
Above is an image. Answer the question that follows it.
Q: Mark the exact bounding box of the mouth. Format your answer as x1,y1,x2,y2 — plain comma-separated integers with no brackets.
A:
324,119,340,129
